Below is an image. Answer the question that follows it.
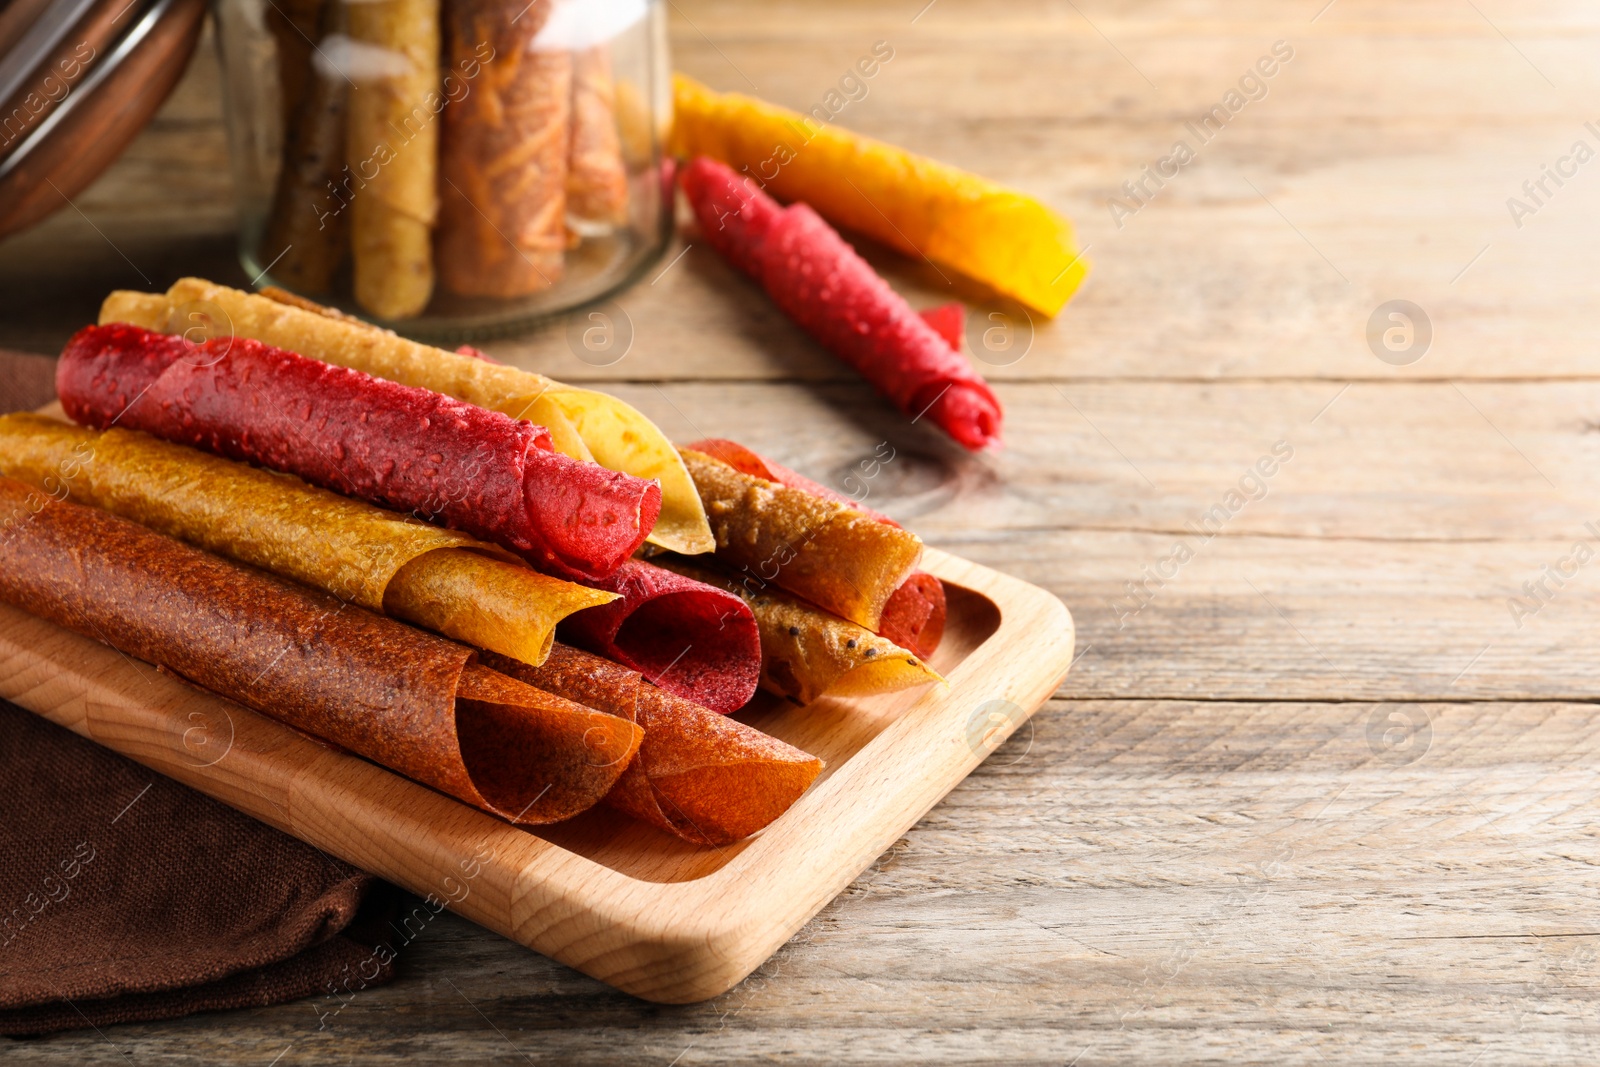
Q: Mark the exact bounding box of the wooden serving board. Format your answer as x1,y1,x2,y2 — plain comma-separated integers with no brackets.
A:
0,546,1073,1003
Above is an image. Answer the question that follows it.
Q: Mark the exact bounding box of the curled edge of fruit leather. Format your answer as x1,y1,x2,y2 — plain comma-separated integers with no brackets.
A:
487,645,822,845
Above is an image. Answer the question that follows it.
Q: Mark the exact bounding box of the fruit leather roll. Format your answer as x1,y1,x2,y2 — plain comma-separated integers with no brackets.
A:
260,0,347,294
99,279,714,555
55,323,660,582
687,438,946,659
678,447,922,632
0,477,639,824
562,560,761,715
345,0,439,319
486,645,820,845
437,0,569,297
671,74,1089,319
653,556,941,707
681,157,1003,451
566,46,630,228
0,414,613,666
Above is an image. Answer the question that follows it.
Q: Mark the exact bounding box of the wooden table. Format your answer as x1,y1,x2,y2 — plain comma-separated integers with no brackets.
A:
4,1,1599,1062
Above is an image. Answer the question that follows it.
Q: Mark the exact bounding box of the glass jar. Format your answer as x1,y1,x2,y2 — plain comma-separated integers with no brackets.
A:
213,0,671,340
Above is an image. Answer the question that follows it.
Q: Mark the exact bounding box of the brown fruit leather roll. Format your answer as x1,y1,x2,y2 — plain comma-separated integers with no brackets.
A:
679,447,923,631
0,477,640,825
437,0,570,297
686,437,947,658
486,646,821,845
261,0,349,294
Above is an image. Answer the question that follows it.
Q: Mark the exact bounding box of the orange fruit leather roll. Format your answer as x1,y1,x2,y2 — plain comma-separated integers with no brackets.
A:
679,447,922,631
0,476,639,825
486,645,822,845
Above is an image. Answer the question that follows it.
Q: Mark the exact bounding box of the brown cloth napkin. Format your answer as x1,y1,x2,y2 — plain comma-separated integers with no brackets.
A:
0,702,399,1036
0,348,397,1035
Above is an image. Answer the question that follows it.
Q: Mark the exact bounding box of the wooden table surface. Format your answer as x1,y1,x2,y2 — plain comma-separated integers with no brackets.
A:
5,1,1600,1062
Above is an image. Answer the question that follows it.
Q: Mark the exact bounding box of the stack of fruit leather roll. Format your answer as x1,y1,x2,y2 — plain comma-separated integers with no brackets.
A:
665,446,945,705
0,477,639,825
0,429,822,843
51,320,763,715
0,414,613,667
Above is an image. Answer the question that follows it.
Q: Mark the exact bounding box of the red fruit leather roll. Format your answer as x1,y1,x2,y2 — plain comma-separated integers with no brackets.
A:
0,476,640,824
680,157,1003,451
560,559,761,714
873,571,946,661
56,323,660,581
919,302,965,351
485,645,821,845
687,437,947,658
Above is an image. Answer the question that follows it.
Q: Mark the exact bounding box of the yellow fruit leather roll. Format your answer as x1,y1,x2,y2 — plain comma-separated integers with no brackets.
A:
671,73,1089,318
679,447,922,631
98,278,716,556
0,414,613,666
345,0,440,319
654,555,941,706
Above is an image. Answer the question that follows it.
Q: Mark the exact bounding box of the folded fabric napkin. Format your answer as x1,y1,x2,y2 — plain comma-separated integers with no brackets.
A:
0,348,396,1035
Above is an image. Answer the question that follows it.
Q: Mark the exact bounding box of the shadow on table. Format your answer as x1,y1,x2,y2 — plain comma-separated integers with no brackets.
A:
0,227,245,356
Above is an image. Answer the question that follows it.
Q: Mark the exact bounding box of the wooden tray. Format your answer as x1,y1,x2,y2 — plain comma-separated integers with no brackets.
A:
0,546,1073,1003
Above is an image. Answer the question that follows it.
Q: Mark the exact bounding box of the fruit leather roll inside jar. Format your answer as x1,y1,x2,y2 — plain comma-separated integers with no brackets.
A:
435,0,569,297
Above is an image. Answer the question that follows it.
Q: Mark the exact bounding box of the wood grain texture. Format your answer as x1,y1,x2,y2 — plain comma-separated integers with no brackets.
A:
3,0,1600,1062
